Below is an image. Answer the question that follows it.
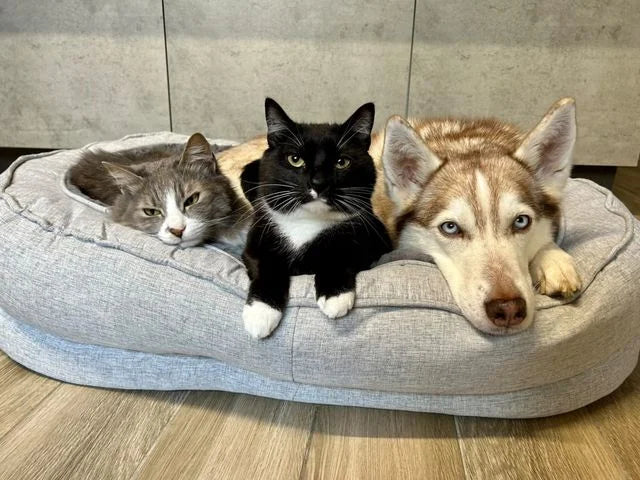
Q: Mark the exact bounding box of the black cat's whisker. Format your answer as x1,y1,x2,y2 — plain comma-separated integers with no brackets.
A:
240,179,299,188
337,190,373,200
260,193,301,210
199,214,236,224
338,186,374,193
336,195,388,245
269,125,303,147
332,199,358,237
248,195,296,230
241,182,298,195
228,203,257,228
336,122,370,149
284,199,301,215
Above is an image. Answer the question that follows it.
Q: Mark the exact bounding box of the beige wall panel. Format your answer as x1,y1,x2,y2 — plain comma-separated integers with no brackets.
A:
409,1,640,166
165,1,414,140
0,1,169,148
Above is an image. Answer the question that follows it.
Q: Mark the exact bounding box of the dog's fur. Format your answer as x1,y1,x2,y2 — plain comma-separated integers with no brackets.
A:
373,98,582,334
218,99,582,335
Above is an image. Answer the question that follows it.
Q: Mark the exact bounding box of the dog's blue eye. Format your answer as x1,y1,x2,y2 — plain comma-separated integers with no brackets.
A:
513,215,531,230
439,221,461,236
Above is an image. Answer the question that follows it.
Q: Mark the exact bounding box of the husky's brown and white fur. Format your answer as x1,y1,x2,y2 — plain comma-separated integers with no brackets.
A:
217,98,582,335
371,98,582,334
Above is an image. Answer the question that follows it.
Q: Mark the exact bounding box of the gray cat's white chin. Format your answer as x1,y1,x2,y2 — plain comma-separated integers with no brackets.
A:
178,238,203,248
156,235,203,248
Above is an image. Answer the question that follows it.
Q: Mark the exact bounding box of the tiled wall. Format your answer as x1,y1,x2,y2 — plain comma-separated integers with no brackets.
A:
0,1,170,149
1,0,638,166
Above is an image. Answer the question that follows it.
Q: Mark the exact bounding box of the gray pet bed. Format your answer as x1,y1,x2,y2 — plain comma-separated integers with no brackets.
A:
1,132,639,418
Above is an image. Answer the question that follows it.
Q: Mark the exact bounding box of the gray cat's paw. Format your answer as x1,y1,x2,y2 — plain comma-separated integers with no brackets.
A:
243,301,282,339
317,291,355,319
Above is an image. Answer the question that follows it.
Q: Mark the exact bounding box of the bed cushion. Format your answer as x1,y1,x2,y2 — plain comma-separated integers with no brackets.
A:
1,131,639,418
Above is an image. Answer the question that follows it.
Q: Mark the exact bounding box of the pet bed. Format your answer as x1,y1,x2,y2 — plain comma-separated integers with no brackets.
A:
1,132,639,418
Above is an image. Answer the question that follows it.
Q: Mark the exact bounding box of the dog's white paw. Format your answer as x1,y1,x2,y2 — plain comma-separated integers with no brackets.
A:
317,291,355,319
243,301,282,339
531,247,582,298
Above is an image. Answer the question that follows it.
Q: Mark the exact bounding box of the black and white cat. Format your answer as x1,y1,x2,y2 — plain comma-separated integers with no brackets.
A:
240,99,392,339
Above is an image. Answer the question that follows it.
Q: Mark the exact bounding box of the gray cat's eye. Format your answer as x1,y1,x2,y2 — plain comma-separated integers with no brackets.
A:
184,192,200,208
287,154,305,168
143,208,162,217
336,158,351,170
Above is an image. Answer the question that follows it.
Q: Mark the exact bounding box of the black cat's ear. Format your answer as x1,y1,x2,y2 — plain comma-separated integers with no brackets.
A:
102,162,144,194
265,98,299,147
338,102,375,147
180,132,217,172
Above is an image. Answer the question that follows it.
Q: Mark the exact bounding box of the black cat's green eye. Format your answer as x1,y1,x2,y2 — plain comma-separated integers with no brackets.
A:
287,154,305,168
184,192,200,208
143,208,162,217
335,158,351,170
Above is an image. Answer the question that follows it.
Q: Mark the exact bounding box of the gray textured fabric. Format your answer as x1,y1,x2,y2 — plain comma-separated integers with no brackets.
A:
1,132,639,417
1,307,637,419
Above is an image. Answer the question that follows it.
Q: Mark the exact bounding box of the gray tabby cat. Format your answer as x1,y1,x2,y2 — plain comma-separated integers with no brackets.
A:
70,133,248,247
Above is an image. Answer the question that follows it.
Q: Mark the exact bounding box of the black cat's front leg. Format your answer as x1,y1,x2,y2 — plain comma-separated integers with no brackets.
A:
242,255,291,339
314,269,357,319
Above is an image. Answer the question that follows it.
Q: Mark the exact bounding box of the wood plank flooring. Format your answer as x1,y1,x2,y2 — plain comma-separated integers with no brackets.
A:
0,165,638,479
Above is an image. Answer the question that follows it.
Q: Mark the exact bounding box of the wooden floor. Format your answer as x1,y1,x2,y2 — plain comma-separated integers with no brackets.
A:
1,166,639,480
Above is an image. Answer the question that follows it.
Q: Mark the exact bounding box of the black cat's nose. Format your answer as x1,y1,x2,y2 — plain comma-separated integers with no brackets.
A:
310,173,328,192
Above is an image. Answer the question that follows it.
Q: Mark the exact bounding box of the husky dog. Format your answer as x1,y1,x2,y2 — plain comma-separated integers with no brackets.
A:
372,98,582,334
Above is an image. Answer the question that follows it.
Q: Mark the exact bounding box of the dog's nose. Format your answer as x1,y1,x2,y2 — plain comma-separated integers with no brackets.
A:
484,297,527,327
169,227,185,238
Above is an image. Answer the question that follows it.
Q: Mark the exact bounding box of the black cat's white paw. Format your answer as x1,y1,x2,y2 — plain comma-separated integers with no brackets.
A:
243,301,282,339
317,291,355,319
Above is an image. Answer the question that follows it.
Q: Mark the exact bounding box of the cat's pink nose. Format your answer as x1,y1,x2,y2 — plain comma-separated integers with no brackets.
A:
169,227,185,238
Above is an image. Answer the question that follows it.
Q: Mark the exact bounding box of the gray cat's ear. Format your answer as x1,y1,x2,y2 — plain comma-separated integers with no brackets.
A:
102,162,143,193
265,98,298,147
180,132,217,171
339,102,375,147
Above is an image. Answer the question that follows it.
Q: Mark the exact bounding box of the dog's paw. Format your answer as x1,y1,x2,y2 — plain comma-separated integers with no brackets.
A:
242,301,282,339
531,248,582,298
317,291,355,319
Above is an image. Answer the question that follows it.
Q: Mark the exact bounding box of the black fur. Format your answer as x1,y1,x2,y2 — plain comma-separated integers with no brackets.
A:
241,98,392,315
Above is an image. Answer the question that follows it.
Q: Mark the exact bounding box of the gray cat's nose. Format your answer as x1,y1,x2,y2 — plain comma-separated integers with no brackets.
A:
169,227,185,238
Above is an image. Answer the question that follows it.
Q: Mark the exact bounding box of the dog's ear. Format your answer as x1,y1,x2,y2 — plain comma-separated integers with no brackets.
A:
381,116,442,211
180,132,217,172
515,98,576,198
102,162,143,194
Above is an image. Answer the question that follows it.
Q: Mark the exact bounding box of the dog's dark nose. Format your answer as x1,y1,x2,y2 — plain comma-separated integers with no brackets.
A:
169,227,185,238
484,298,527,327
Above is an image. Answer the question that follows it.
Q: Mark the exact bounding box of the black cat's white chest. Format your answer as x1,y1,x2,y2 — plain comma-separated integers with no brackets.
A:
268,201,352,250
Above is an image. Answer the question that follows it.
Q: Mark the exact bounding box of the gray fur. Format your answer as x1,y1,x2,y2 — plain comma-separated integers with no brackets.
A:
69,134,247,246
